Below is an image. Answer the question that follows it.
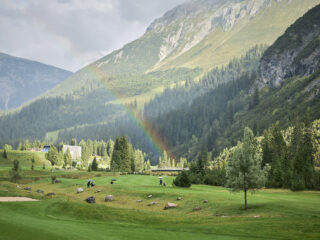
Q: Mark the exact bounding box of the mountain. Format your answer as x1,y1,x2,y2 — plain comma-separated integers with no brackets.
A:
259,4,320,87
0,0,319,155
46,0,319,100
0,53,72,110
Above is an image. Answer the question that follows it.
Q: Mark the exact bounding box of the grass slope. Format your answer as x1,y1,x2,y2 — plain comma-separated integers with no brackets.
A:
0,172,319,240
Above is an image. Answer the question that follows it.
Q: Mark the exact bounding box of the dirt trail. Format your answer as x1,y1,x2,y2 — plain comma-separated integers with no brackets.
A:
0,197,39,202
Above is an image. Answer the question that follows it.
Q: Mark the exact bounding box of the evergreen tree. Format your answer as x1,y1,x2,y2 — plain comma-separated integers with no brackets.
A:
64,148,72,168
226,127,268,210
47,146,59,166
91,157,98,171
10,160,21,182
3,149,7,159
111,137,121,171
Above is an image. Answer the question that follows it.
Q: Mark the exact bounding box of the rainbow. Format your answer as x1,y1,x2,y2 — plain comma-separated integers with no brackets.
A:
84,63,172,159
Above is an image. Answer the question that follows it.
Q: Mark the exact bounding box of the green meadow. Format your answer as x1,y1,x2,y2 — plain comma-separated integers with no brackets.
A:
0,169,319,240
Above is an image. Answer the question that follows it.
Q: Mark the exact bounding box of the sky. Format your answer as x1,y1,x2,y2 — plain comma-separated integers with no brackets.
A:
0,0,187,72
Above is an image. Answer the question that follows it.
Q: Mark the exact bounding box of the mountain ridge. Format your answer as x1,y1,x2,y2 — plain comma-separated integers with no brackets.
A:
0,52,72,110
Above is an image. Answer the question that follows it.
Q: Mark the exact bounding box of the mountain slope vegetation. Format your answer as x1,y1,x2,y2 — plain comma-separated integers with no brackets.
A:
0,53,72,110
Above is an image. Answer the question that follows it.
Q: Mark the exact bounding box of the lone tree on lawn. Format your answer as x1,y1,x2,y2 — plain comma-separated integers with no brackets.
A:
226,127,268,210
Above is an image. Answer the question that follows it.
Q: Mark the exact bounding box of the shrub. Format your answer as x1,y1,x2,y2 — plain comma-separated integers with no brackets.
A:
173,170,191,188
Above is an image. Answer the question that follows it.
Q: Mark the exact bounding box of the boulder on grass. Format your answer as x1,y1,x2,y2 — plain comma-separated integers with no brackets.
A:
148,201,157,206
36,189,44,194
147,194,152,198
203,200,208,203
105,195,114,202
193,207,201,211
46,192,55,196
95,189,102,193
85,196,96,204
77,188,84,194
164,202,178,210
177,197,182,200
136,200,142,203
24,187,31,191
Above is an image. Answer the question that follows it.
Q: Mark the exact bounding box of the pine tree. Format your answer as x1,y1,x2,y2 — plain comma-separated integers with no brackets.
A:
3,149,7,159
91,157,98,171
64,148,72,168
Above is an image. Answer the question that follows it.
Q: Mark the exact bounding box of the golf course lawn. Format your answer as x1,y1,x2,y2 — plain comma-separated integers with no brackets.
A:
0,172,319,240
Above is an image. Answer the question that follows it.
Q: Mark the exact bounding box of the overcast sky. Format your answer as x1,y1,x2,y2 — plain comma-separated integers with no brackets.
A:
0,0,187,72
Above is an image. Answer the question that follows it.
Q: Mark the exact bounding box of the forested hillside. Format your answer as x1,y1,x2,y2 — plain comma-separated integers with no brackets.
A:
0,53,72,110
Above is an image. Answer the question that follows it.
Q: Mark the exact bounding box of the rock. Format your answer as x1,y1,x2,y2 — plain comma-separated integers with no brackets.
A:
24,187,31,191
176,197,182,200
95,189,102,193
46,192,55,196
148,201,157,206
54,180,61,184
136,200,142,203
147,194,152,198
216,213,222,217
77,188,84,194
36,189,44,194
192,207,201,211
85,196,96,204
164,202,178,210
203,200,208,203
16,185,21,189
253,215,260,218
105,195,114,202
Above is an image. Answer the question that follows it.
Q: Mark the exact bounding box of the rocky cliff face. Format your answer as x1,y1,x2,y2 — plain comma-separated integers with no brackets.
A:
259,4,320,87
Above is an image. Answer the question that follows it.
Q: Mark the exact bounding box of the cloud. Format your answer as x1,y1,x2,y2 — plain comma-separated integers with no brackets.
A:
0,0,186,72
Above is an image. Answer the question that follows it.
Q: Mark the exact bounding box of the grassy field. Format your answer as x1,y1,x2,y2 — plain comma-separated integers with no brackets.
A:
0,169,319,240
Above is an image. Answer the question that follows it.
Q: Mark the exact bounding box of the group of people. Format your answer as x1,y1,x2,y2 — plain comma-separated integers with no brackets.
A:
87,179,95,187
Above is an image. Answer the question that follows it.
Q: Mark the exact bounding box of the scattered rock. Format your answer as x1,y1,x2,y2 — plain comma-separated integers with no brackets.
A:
203,200,208,203
105,195,114,202
176,197,182,200
148,201,157,206
85,196,96,204
192,207,201,211
16,185,21,189
95,189,102,193
46,192,55,196
147,194,152,198
77,188,84,194
164,202,178,210
24,187,31,191
253,215,260,218
36,189,44,194
136,200,142,203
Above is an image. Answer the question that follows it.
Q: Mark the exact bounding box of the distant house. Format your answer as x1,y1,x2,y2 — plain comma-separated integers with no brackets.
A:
62,145,82,160
42,145,51,153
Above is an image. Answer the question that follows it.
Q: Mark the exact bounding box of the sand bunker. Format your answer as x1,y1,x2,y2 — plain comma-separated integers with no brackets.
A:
0,197,39,202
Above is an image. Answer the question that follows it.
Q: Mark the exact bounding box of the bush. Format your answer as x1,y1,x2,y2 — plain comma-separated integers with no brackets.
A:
173,171,191,188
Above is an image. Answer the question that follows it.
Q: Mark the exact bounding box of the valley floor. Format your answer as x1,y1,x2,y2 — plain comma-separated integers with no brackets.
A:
0,171,319,240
